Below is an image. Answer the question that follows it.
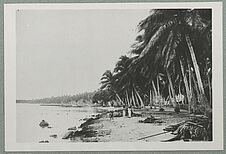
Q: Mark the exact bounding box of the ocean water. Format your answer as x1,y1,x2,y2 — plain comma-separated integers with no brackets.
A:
16,103,100,143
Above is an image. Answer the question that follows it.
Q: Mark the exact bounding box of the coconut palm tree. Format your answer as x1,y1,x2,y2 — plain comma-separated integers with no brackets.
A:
130,9,212,113
112,55,146,108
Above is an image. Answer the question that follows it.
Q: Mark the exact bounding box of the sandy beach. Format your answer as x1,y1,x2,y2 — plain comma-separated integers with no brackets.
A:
69,107,190,142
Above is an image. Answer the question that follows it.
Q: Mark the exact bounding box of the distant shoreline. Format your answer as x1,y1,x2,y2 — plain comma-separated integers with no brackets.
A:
16,102,93,108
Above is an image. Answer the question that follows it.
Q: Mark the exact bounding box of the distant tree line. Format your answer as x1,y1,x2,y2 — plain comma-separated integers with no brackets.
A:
16,92,95,104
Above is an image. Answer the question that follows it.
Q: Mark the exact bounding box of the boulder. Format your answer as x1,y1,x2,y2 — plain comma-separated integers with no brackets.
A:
50,134,57,138
39,120,49,128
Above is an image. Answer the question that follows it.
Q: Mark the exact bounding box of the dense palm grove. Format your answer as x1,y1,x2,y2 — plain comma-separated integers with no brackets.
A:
93,9,212,115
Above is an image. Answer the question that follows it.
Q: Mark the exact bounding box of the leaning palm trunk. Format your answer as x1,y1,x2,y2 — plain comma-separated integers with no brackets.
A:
166,69,176,107
185,35,205,95
185,34,211,114
168,84,173,106
180,60,191,113
191,71,199,111
128,91,133,107
156,76,163,107
114,90,124,105
149,89,153,106
188,59,193,112
126,90,130,106
131,90,137,107
157,76,160,98
134,87,145,107
133,89,141,107
152,80,158,106
207,74,212,107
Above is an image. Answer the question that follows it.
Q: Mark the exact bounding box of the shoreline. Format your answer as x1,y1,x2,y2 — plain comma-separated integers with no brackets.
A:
65,107,191,142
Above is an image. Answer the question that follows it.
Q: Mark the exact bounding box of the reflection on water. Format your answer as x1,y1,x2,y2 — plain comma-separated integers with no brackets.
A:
16,103,99,143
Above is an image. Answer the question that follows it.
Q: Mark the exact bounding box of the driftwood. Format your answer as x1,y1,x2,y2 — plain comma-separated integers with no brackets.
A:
138,131,170,140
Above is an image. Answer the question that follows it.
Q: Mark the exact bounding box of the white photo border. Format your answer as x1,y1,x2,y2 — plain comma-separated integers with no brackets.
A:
4,2,223,151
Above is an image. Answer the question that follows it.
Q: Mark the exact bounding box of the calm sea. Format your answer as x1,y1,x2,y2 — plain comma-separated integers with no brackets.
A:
16,103,100,143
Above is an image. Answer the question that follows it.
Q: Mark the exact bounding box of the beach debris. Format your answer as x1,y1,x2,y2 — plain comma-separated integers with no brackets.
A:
159,108,165,112
113,110,123,117
68,126,77,131
139,115,162,123
39,140,49,143
162,115,211,142
132,112,142,117
62,131,74,139
39,120,49,128
47,126,53,129
163,122,185,132
79,117,96,128
62,112,107,140
174,105,180,113
109,111,114,120
98,129,111,136
50,134,57,138
81,137,99,142
82,130,98,138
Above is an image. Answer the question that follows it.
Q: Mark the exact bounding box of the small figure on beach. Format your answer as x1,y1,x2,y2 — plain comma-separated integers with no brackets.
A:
122,105,126,117
128,106,132,118
39,120,49,128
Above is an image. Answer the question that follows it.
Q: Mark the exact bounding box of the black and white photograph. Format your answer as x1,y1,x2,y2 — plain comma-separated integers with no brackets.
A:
4,2,223,151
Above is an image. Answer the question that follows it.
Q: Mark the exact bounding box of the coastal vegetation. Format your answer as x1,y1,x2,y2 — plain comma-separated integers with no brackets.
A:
93,9,212,116
85,9,212,142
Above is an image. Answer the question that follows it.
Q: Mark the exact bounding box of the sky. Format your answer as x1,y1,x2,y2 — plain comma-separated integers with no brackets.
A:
16,9,149,100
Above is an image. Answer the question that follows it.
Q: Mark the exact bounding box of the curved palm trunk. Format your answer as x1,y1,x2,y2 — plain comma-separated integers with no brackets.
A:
149,89,153,106
114,91,124,105
168,84,173,106
134,87,145,107
166,69,176,107
157,76,160,98
191,70,199,111
185,34,211,113
185,34,205,95
126,90,130,106
207,74,212,107
156,75,163,108
152,81,157,107
131,90,136,107
188,60,193,111
133,89,140,107
180,60,191,113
